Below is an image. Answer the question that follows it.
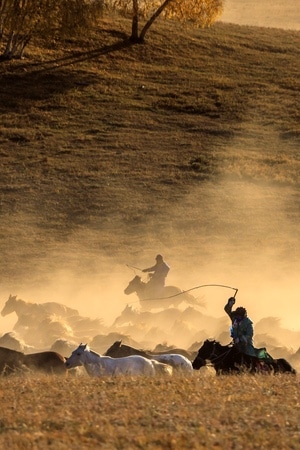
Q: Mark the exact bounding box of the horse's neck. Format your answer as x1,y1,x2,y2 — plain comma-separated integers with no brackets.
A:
14,299,31,316
84,349,101,364
123,345,147,357
215,343,230,354
122,309,137,321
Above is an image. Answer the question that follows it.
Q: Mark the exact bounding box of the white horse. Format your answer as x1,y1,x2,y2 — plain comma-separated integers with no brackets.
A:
65,343,158,377
151,354,193,375
105,341,194,375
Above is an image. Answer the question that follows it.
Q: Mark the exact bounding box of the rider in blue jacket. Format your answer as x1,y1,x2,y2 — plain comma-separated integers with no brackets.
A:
224,297,257,357
225,297,274,362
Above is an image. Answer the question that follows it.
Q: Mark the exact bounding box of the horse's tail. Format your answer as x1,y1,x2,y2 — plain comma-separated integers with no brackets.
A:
275,358,297,374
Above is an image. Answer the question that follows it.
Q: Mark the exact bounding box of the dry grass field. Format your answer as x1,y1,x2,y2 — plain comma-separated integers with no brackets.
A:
0,9,299,450
0,372,299,449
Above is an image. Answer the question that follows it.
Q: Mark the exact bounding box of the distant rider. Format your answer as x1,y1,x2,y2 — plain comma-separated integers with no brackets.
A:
142,254,170,294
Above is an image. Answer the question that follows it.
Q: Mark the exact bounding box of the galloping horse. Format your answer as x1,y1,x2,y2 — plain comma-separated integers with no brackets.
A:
23,351,67,375
105,340,194,374
124,275,203,311
65,343,157,377
0,347,24,375
1,295,105,345
0,346,67,375
192,339,296,375
1,295,79,320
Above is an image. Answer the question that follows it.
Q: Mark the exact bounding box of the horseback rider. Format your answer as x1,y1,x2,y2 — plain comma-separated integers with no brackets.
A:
225,297,274,365
142,254,170,295
224,297,257,357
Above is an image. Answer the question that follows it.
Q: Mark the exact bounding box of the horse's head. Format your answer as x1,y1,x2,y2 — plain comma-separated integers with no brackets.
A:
1,295,18,317
124,276,143,295
192,355,206,370
113,305,136,326
65,343,88,369
192,340,217,370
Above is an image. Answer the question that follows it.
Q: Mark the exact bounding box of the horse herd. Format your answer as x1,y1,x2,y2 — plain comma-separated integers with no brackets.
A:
0,294,298,377
0,339,296,377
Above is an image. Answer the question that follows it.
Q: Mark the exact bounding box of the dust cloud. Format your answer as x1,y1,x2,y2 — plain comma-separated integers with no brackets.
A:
0,169,299,352
163,179,299,331
2,173,298,352
0,263,129,332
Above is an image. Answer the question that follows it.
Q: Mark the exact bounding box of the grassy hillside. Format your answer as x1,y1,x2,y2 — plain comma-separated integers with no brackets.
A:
0,18,299,330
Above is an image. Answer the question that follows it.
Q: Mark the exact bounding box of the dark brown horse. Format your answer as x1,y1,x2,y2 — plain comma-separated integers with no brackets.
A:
192,339,297,375
0,347,24,375
105,340,194,360
0,346,67,376
23,351,67,375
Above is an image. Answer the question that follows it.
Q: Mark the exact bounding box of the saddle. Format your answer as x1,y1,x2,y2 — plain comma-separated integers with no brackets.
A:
255,347,274,361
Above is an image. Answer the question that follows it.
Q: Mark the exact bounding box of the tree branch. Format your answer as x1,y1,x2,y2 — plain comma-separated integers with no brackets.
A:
139,0,175,42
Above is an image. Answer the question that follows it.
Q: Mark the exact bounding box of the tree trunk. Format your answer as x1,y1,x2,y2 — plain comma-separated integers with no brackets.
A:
139,0,174,42
130,0,139,43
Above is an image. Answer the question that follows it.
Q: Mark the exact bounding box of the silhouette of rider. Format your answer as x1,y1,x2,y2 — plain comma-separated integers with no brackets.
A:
224,297,274,362
224,297,257,357
142,254,170,294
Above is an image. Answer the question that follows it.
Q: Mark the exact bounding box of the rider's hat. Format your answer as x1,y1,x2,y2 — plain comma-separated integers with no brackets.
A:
155,254,163,261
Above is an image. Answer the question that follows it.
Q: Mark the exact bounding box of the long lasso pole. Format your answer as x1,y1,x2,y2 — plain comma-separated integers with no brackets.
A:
126,264,144,272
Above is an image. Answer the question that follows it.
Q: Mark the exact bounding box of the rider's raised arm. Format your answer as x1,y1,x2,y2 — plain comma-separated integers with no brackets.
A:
224,297,236,320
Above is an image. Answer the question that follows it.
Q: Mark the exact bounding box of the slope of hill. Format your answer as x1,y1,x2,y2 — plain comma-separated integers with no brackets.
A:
0,19,299,335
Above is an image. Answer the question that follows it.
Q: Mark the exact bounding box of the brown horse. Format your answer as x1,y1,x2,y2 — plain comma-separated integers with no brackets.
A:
105,339,194,360
23,351,67,375
1,294,79,319
0,347,24,375
0,346,67,376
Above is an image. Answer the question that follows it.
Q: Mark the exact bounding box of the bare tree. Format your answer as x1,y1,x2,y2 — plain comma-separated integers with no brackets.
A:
106,0,224,43
0,0,54,60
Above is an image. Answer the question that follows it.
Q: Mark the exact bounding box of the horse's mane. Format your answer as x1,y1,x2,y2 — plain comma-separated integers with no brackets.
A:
119,341,148,353
206,339,233,349
9,296,36,306
109,340,141,352
89,348,102,357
